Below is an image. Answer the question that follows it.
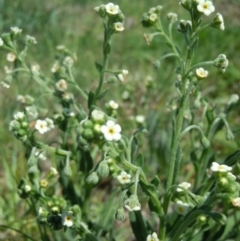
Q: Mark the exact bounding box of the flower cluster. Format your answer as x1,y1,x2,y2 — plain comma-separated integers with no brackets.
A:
94,3,125,33
9,112,30,142
141,6,163,28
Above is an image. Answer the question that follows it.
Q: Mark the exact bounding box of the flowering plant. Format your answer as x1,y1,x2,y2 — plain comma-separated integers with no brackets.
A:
1,1,239,241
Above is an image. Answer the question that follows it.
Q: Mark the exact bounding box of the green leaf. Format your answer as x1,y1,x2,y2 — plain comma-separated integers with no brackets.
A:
95,62,103,73
224,150,240,166
135,153,144,168
209,212,227,225
129,211,148,241
131,136,138,161
88,91,95,108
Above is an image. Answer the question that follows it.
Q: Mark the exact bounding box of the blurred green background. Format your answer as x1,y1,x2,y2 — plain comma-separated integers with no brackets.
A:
0,0,239,240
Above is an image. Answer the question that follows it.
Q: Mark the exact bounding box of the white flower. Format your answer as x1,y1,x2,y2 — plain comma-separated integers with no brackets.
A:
56,79,68,91
124,195,141,211
51,62,59,73
176,182,191,192
31,64,40,74
105,3,119,15
14,111,25,120
232,197,240,207
228,94,239,105
25,106,38,119
91,109,105,122
149,13,158,22
174,200,189,215
197,0,215,16
135,115,145,123
114,22,124,32
26,35,37,44
10,26,22,35
7,52,16,62
117,171,131,184
63,56,74,67
35,120,48,134
117,69,128,82
45,118,54,131
62,211,74,227
196,67,208,78
146,232,159,241
101,120,122,141
0,38,3,46
210,162,232,173
109,100,119,109
24,185,31,193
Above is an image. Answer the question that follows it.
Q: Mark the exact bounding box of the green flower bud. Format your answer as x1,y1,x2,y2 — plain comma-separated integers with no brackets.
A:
51,206,60,215
9,120,21,131
97,161,110,178
10,27,22,39
211,13,225,31
91,109,106,124
177,20,192,33
124,195,141,212
214,54,229,73
86,171,99,184
82,128,94,140
94,5,106,18
71,204,82,216
93,124,101,135
179,0,192,11
83,119,94,129
47,214,63,230
1,33,13,47
37,207,49,225
141,13,153,28
115,207,125,221
63,165,72,177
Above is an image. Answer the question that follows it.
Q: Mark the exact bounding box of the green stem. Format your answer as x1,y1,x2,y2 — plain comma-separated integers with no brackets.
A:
179,124,205,140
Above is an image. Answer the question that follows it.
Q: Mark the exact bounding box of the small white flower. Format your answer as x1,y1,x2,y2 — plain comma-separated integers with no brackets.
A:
196,67,208,78
114,22,124,32
91,109,105,122
176,182,191,192
4,66,12,74
197,0,215,16
210,162,232,173
167,12,178,23
31,64,40,74
51,62,59,73
135,115,145,123
105,3,119,15
109,100,119,109
35,120,48,134
146,232,159,241
56,79,68,92
174,200,189,215
117,69,128,82
24,185,31,193
7,52,16,62
63,56,74,67
0,38,3,46
117,171,131,184
62,211,74,227
232,197,240,207
26,35,37,44
45,118,54,131
211,13,224,31
101,120,122,141
10,26,22,35
38,207,43,215
14,111,25,120
122,90,130,100
149,13,158,22
228,94,239,105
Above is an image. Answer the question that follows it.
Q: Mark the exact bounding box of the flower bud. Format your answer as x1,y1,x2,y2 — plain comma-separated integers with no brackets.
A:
51,206,60,215
214,54,229,73
37,207,49,224
1,33,12,47
97,161,109,178
115,207,125,221
63,165,72,177
86,171,99,184
167,12,178,23
10,27,22,39
82,128,94,140
94,5,106,18
124,195,141,211
91,109,105,124
177,20,192,33
227,94,239,106
211,13,224,31
179,0,192,10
